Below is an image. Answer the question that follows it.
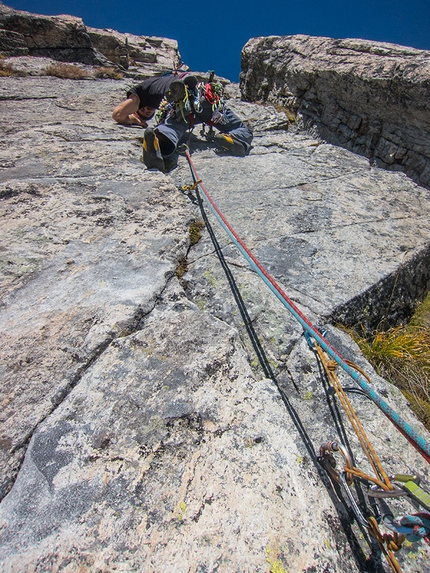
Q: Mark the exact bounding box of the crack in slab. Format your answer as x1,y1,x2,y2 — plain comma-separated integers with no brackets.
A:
0,95,58,101
1,272,178,501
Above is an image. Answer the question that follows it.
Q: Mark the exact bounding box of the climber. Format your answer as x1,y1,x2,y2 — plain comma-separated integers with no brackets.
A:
113,72,253,172
112,72,193,127
142,74,253,173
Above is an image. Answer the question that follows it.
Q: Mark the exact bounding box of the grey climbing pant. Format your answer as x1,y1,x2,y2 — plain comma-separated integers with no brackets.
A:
156,105,253,159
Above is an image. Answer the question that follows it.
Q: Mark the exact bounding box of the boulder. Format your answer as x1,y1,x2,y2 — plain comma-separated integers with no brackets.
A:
240,35,430,188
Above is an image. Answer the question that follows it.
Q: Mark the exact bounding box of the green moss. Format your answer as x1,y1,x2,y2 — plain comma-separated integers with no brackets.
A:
175,220,205,279
178,500,187,520
267,559,288,573
175,256,188,279
195,300,207,311
189,220,205,246
203,269,217,287
266,548,288,573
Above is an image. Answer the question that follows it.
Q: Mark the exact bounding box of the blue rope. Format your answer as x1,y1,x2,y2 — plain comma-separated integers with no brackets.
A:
394,514,430,542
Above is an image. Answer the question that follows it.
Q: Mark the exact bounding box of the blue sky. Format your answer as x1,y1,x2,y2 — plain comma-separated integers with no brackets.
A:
6,0,430,81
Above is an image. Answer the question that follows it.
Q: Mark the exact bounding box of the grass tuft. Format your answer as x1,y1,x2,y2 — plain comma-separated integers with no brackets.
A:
346,292,430,431
0,58,27,77
93,66,124,80
44,63,89,80
0,58,14,77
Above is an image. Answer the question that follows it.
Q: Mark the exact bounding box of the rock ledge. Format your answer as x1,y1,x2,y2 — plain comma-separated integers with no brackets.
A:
241,34,430,188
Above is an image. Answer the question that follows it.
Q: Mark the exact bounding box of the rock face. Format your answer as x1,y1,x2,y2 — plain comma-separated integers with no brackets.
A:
87,27,181,76
0,28,27,56
0,13,430,573
0,2,106,65
240,35,430,188
0,2,181,75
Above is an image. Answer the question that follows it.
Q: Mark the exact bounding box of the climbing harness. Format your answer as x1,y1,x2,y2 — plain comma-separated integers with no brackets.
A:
182,150,430,573
154,71,228,154
156,83,193,124
155,71,227,141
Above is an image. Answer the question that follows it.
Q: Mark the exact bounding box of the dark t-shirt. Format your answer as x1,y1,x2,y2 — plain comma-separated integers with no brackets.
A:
127,74,179,109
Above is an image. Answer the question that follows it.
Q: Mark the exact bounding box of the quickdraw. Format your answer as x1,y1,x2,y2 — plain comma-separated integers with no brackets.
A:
182,151,430,573
176,86,192,122
181,179,202,192
199,70,225,113
309,335,430,572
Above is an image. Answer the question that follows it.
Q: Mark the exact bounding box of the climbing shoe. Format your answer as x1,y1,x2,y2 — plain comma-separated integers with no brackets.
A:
214,133,246,157
142,128,165,172
166,80,187,103
163,155,178,173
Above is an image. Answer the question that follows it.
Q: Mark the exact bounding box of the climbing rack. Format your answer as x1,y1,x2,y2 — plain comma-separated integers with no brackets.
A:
182,150,430,573
307,335,430,573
